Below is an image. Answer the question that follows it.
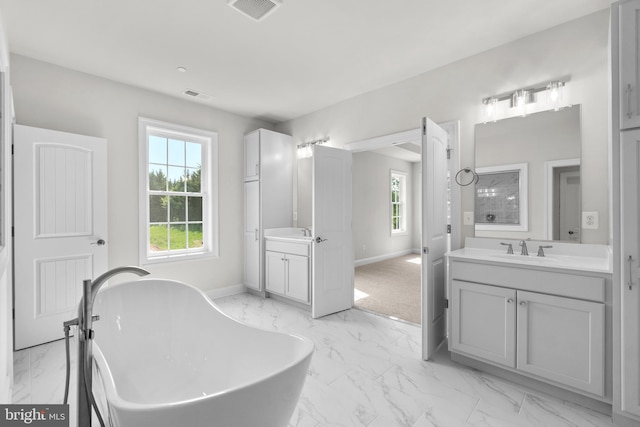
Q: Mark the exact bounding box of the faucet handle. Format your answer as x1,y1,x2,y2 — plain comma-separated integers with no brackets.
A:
500,242,514,254
537,245,553,257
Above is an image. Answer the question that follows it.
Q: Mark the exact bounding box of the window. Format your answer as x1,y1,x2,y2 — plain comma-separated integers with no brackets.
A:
391,171,407,234
139,117,218,263
475,162,528,232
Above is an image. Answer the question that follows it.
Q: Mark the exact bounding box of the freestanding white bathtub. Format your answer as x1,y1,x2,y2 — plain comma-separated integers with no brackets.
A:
91,278,313,427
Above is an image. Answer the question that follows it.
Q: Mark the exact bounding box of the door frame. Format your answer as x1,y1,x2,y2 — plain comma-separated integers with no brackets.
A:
343,122,460,339
545,158,580,240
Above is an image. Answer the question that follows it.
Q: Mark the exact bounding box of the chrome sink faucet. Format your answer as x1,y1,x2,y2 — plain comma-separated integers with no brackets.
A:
519,240,529,256
302,227,312,237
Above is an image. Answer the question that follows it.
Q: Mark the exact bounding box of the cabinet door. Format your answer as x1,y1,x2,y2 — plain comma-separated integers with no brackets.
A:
244,131,260,181
244,181,260,290
450,280,516,368
286,254,309,303
620,0,640,129
516,290,604,396
621,129,640,416
265,251,286,295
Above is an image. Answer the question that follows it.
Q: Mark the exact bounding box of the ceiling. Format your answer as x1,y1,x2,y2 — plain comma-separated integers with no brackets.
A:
0,0,612,123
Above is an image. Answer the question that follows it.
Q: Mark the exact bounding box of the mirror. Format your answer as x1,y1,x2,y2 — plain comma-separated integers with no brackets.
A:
474,105,581,242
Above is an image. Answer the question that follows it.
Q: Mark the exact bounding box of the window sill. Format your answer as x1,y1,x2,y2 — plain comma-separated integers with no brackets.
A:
142,250,218,265
391,231,408,237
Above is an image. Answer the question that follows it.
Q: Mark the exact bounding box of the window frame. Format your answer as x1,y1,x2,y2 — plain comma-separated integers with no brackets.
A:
138,117,218,264
474,162,528,232
390,170,408,236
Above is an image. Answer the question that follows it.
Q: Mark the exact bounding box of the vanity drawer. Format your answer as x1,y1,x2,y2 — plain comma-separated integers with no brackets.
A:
451,261,605,302
265,240,310,256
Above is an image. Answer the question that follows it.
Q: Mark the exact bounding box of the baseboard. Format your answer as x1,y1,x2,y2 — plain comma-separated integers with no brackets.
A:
205,284,246,300
0,373,10,403
354,249,415,267
612,412,640,427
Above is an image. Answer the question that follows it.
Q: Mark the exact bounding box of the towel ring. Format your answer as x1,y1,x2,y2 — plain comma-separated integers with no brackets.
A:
455,168,479,186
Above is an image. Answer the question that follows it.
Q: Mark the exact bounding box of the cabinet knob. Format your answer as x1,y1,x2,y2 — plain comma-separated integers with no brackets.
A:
506,298,513,304
519,301,527,307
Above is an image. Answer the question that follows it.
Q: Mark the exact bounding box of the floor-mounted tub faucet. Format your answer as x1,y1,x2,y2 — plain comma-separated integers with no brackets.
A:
71,266,150,427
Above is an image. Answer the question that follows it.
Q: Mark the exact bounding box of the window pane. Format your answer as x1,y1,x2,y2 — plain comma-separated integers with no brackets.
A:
149,224,168,252
188,223,203,249
169,224,187,250
169,196,186,222
149,136,167,164
149,195,167,222
186,168,201,193
186,142,201,168
188,196,203,221
168,166,186,192
149,165,168,191
168,139,185,166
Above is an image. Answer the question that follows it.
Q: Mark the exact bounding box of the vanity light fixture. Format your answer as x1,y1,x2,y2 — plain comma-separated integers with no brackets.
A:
546,80,565,110
481,80,568,122
297,137,330,159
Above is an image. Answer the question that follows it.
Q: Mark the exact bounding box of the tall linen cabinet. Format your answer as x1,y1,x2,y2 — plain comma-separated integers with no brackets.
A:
613,1,640,425
243,129,292,293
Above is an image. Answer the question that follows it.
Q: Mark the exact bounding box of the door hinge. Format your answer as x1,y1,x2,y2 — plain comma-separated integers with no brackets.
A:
11,144,14,155
444,299,449,309
12,308,15,320
423,247,429,254
447,147,452,160
422,117,427,136
447,224,451,234
11,226,14,237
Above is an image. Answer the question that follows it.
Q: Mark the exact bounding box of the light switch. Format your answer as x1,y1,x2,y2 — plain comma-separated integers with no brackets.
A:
464,212,474,225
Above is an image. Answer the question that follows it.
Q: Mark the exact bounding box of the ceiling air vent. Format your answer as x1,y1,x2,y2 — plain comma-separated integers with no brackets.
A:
183,89,211,100
228,0,282,21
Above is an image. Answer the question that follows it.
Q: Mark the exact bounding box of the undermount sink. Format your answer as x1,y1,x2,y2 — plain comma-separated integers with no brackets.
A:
489,253,558,264
263,228,314,242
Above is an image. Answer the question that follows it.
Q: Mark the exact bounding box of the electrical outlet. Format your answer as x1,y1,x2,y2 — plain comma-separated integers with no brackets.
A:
582,211,599,230
464,212,474,225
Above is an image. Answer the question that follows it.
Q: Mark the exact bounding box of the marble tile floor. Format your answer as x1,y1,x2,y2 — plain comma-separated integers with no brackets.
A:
12,292,616,427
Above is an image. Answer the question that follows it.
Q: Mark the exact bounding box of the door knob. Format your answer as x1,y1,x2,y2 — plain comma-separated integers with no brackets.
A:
92,239,106,246
315,236,327,244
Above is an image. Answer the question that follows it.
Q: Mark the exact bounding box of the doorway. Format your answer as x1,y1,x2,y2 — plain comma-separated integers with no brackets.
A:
346,123,460,328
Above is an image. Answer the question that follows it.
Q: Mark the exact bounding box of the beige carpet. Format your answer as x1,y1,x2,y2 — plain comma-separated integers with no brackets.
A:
354,254,421,325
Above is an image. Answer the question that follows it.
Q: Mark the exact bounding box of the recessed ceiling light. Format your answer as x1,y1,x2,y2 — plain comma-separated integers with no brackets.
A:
177,67,187,73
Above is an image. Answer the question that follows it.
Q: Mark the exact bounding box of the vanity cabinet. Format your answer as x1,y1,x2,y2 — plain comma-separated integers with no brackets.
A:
449,259,606,397
451,280,516,367
619,0,640,130
242,129,292,292
265,240,310,304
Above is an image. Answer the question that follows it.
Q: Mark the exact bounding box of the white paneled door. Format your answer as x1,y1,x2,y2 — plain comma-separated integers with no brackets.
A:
422,117,449,360
312,145,353,318
14,125,107,350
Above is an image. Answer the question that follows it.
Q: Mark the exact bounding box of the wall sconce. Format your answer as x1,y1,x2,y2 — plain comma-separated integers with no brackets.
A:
297,137,330,158
481,79,568,122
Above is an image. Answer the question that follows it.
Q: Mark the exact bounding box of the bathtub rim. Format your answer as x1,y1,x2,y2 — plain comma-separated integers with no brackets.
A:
91,278,315,411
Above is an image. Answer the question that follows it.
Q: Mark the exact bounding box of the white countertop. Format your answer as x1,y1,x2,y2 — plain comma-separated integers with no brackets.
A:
446,238,612,274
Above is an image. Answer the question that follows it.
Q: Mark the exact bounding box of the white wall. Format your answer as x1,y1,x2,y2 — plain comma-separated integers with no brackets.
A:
277,10,611,245
0,9,12,402
10,54,273,292
352,151,415,261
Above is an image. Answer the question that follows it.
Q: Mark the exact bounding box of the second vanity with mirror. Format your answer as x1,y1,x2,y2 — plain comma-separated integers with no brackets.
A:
447,237,612,408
